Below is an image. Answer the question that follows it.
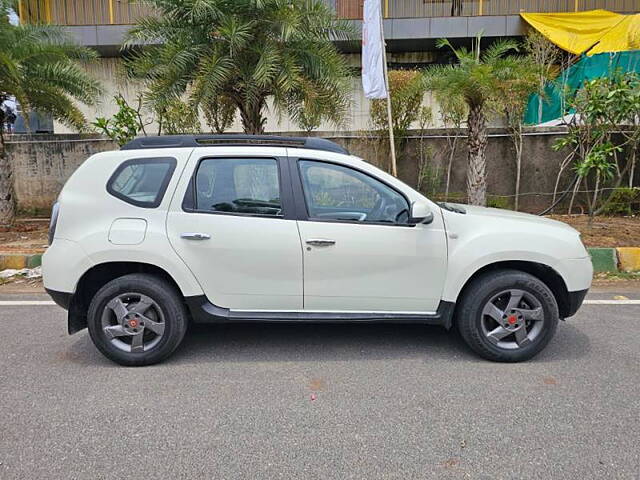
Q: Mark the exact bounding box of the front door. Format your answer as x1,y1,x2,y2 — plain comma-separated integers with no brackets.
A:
167,149,302,310
294,159,447,312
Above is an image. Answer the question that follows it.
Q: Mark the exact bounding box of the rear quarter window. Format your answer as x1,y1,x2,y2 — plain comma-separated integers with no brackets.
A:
107,157,177,208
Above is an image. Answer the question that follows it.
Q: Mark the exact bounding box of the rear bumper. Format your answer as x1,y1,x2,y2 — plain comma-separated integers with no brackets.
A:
565,288,589,318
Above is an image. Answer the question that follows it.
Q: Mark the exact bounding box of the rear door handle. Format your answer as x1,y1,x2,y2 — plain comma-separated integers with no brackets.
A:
181,232,211,241
306,238,336,247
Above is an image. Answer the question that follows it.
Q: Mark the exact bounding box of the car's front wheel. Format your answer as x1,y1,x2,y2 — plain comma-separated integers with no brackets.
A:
87,273,188,366
456,269,559,362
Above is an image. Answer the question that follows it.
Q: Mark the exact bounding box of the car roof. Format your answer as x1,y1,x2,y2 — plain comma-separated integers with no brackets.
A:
120,135,349,155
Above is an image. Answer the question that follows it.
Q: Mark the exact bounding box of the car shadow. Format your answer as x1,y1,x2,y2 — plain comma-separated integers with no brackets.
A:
65,321,590,367
172,320,591,365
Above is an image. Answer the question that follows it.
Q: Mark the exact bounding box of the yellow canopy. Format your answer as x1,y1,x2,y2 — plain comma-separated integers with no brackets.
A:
521,10,640,56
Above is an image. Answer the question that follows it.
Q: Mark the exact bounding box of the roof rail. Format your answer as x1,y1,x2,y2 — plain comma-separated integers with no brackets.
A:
120,135,349,155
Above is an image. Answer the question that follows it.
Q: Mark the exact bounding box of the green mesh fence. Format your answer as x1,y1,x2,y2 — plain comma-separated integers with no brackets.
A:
524,50,640,125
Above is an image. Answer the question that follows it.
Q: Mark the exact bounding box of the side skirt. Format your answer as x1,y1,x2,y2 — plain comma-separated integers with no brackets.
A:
185,296,456,329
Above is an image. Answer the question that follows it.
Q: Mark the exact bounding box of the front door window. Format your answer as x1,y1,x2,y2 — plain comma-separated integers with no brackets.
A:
299,160,410,224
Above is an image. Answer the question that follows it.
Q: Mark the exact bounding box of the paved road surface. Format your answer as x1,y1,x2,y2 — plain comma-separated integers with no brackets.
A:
0,293,638,479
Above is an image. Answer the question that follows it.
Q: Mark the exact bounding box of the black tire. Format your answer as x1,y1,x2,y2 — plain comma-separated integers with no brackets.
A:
87,273,188,366
456,269,559,362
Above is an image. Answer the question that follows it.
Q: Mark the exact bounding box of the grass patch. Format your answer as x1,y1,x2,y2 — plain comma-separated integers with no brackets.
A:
594,271,640,281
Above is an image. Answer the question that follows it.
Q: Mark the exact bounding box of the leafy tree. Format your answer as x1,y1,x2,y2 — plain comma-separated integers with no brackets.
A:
553,72,640,218
424,35,523,206
0,0,101,224
123,0,352,135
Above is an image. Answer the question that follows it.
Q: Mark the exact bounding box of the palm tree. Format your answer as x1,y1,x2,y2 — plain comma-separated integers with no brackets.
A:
424,35,522,206
0,0,101,224
123,0,352,134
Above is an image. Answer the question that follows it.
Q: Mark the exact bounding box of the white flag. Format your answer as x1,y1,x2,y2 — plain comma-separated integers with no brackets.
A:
362,0,387,99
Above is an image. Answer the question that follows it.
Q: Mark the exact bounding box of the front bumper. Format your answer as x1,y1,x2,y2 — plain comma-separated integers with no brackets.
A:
565,288,589,318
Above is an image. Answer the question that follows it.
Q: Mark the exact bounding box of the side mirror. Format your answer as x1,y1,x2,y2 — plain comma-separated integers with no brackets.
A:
409,201,434,225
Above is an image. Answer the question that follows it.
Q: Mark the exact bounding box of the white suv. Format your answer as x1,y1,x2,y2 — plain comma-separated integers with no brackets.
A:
43,135,593,366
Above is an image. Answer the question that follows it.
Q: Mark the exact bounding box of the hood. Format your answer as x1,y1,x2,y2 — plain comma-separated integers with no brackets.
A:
442,203,578,233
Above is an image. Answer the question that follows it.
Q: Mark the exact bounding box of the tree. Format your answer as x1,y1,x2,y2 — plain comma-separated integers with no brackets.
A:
492,59,538,211
524,31,560,125
424,35,523,206
434,92,466,201
552,72,640,219
124,0,352,135
0,0,101,224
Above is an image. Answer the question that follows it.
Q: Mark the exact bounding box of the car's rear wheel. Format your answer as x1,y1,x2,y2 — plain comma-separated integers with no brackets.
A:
456,269,559,362
87,273,188,366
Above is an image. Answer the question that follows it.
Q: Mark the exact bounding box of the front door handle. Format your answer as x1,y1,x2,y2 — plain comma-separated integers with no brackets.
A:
306,238,336,247
181,232,211,241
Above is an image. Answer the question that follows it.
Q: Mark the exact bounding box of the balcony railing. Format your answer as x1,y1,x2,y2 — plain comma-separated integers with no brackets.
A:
338,0,636,19
18,0,637,25
18,0,154,25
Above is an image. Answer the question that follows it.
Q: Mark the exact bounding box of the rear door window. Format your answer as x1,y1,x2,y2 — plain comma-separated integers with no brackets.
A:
192,158,282,216
107,157,176,208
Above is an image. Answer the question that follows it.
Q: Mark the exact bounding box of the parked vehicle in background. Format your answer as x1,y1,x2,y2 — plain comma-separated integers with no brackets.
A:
43,135,592,366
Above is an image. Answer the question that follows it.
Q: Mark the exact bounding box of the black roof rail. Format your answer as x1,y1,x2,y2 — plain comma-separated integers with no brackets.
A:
120,134,349,155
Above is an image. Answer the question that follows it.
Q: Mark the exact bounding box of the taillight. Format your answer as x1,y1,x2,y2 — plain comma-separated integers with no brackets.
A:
48,202,60,245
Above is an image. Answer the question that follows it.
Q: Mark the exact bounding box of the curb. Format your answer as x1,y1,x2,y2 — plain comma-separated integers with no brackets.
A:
616,247,640,272
587,247,640,273
588,248,618,273
0,253,43,270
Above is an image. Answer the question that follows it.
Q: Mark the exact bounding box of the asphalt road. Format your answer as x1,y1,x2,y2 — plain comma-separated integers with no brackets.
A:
0,294,638,479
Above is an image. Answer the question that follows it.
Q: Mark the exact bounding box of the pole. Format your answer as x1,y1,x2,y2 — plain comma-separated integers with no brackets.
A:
379,14,397,177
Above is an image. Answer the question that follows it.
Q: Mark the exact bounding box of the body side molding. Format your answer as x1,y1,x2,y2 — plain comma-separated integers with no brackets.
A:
185,296,456,329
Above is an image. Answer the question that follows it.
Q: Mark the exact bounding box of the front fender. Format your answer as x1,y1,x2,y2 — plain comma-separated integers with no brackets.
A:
442,249,564,302
441,211,592,302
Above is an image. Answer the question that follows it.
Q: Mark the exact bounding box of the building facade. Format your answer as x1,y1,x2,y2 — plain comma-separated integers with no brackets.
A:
17,0,638,133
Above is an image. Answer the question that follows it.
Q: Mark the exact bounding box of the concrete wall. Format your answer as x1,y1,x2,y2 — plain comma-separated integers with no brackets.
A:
325,127,577,212
5,134,117,214
7,128,633,215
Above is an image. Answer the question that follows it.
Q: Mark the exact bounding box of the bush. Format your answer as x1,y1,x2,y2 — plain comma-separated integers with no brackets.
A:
600,187,640,215
486,195,512,210
370,70,424,138
160,99,201,135
92,94,145,146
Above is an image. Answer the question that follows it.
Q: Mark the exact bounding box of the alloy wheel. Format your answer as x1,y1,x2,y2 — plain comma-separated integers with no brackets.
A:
100,293,166,353
480,288,545,350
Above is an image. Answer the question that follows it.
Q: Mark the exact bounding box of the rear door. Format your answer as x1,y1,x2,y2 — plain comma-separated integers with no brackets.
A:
167,147,303,310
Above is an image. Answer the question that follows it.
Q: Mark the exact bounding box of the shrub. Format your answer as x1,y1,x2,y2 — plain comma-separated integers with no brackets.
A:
93,94,145,146
486,195,512,210
599,187,640,215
